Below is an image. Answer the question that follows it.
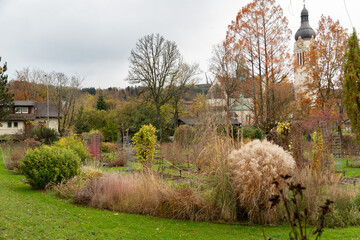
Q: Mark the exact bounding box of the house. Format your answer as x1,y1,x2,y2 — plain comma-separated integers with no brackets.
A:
0,100,60,135
205,77,253,126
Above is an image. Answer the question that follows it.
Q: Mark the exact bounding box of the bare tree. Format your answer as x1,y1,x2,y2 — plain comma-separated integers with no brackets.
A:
12,68,47,101
49,72,82,135
61,75,82,133
209,41,245,136
127,33,183,139
171,63,200,130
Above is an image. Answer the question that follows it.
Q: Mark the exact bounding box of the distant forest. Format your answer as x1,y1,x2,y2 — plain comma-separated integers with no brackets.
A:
81,84,210,101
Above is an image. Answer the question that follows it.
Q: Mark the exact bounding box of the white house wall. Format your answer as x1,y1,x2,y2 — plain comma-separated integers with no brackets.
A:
0,121,25,135
34,118,59,131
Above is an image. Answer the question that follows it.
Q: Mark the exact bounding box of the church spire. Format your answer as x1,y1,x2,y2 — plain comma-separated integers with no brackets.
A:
295,4,316,41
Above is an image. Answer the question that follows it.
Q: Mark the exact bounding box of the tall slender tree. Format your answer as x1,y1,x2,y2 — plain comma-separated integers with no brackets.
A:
226,0,292,132
344,30,360,139
0,57,14,122
304,16,347,116
209,41,245,136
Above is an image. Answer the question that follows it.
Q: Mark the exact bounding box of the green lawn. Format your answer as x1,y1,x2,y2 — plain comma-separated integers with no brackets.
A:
335,157,360,178
1,153,360,239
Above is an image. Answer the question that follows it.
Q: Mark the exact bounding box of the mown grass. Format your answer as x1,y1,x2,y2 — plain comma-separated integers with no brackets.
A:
335,157,360,177
1,150,360,239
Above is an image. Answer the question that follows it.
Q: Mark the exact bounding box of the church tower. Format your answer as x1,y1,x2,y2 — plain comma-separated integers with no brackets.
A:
294,5,316,92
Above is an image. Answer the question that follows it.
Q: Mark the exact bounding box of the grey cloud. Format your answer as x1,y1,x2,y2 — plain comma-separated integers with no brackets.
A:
0,0,359,88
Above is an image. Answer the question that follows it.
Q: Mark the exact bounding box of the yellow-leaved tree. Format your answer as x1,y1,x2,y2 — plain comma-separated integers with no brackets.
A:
132,124,158,172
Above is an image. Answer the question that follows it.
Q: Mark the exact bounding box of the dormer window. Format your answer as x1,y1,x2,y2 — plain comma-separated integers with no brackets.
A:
15,107,29,114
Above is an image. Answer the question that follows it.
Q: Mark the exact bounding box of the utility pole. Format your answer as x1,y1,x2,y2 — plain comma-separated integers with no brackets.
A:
45,74,50,127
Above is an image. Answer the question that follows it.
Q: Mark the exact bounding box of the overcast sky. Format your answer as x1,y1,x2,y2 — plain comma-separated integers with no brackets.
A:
0,0,359,89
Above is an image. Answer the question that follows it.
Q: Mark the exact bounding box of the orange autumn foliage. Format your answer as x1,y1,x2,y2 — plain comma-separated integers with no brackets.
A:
303,15,347,116
226,0,293,131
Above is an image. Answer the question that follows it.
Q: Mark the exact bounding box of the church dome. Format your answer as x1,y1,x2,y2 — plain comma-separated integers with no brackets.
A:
295,6,316,41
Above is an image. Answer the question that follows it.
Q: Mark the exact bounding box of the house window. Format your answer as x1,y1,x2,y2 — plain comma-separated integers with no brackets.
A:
7,122,12,128
14,122,18,128
14,107,29,114
15,107,21,114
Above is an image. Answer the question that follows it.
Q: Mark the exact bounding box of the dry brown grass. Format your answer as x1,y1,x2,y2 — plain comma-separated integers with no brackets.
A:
52,165,104,199
6,145,29,170
73,173,217,221
294,167,360,227
52,177,82,199
173,113,238,221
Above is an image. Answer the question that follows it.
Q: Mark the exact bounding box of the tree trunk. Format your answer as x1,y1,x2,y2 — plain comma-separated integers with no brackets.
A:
156,105,162,141
173,99,179,132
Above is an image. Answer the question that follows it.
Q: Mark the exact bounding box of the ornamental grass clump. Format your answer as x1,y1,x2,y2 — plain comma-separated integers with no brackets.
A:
73,173,216,221
229,140,295,223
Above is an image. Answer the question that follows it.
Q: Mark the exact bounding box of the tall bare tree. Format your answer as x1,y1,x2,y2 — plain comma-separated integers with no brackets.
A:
12,68,47,101
49,72,81,135
61,75,82,133
127,33,183,139
171,63,199,130
209,41,245,135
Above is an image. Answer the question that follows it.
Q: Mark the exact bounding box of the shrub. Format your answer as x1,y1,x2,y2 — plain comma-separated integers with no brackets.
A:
174,125,195,149
108,151,127,167
30,126,59,145
132,124,158,171
229,139,295,223
101,120,118,142
101,142,118,153
54,135,90,162
24,138,42,149
19,145,81,189
241,125,262,140
160,142,186,165
80,165,104,180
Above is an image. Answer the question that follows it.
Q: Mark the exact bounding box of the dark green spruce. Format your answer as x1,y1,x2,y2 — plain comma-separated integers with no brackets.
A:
0,57,14,123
